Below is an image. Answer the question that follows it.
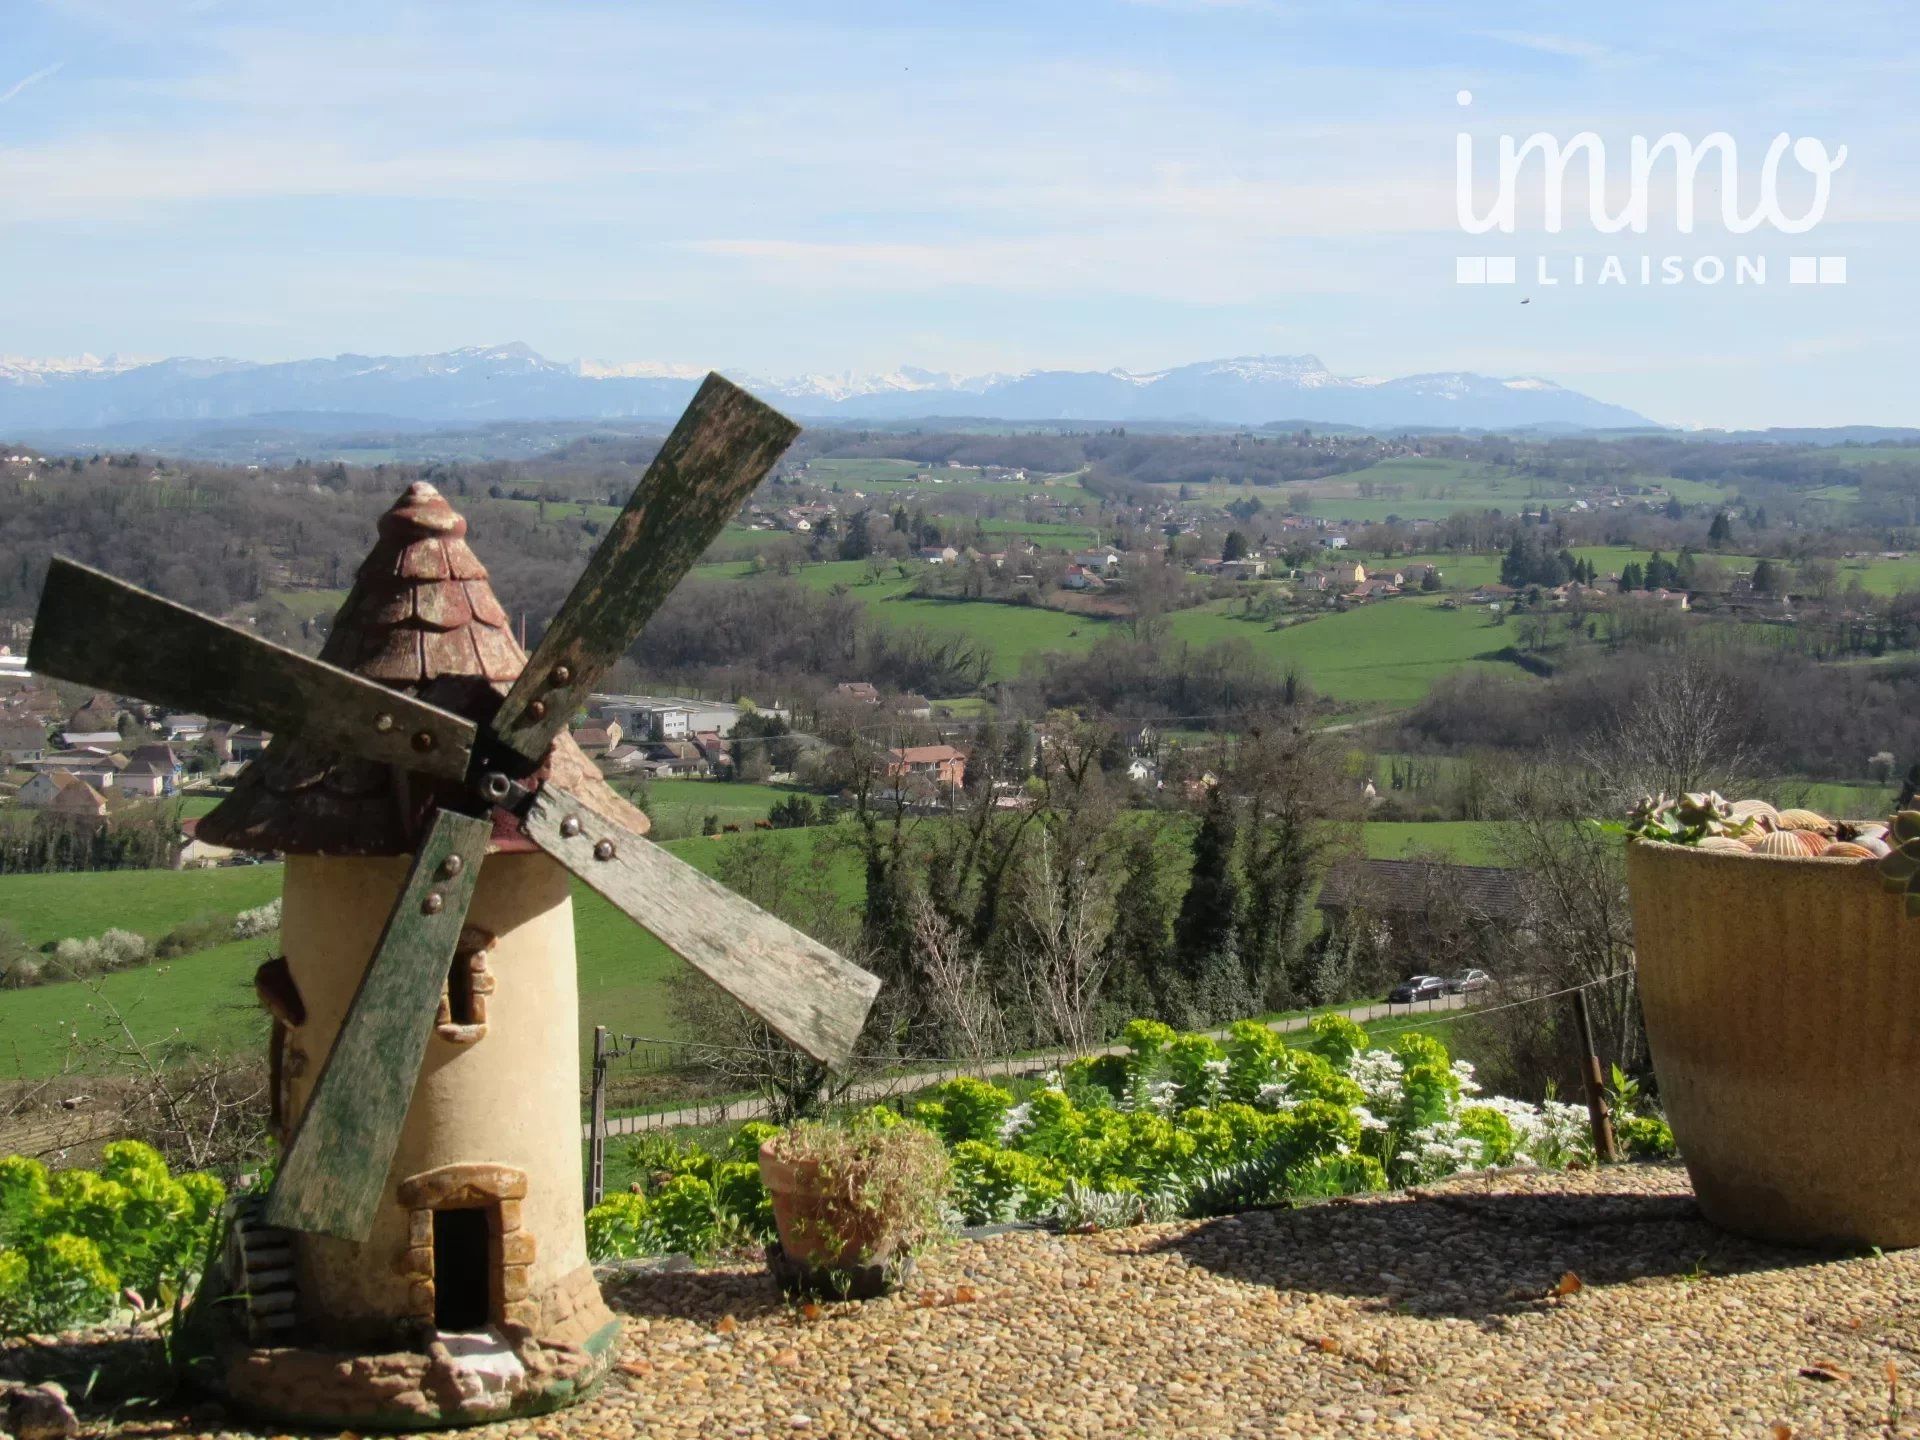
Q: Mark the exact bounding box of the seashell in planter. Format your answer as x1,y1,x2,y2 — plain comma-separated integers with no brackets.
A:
1627,839,1920,1247
1752,829,1817,857
1728,799,1780,829
1776,808,1837,835
1695,836,1752,855
1822,841,1875,859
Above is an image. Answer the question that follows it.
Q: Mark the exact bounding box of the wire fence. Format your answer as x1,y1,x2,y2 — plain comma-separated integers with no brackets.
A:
580,968,1638,1203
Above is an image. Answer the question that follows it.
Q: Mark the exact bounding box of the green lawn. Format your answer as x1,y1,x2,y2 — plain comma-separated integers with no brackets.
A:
1361,821,1514,866
1167,596,1528,706
0,829,862,1079
883,595,1116,679
0,864,285,948
624,779,810,835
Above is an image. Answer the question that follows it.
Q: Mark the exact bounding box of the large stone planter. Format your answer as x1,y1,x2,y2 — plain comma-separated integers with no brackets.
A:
1627,839,1920,1248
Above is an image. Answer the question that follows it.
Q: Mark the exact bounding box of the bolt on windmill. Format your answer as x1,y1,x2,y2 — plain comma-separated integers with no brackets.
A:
27,377,880,1428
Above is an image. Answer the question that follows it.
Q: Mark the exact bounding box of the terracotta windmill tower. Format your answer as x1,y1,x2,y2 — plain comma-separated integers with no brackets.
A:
26,376,880,1430
187,484,634,1422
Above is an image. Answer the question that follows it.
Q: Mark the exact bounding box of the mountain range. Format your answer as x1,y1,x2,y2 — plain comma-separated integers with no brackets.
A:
0,343,1658,435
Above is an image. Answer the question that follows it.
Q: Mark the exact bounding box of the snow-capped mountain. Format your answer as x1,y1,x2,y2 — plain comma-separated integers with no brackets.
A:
0,343,1657,433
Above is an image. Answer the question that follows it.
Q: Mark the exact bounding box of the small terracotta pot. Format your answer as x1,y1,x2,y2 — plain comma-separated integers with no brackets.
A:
758,1139,898,1271
1627,839,1920,1249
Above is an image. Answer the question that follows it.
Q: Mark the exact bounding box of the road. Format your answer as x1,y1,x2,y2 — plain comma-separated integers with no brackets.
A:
586,990,1471,1141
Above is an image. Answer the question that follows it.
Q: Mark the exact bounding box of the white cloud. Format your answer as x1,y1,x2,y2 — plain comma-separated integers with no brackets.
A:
0,62,64,107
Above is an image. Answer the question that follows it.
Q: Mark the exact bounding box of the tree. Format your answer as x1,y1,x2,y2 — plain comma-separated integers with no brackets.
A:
1234,725,1352,1012
1708,512,1733,546
1221,529,1249,562
1105,830,1177,1014
1751,558,1781,595
838,509,873,561
1420,568,1441,592
1170,785,1243,1023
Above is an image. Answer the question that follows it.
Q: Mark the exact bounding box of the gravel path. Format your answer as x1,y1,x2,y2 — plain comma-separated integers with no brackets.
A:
19,1163,1920,1438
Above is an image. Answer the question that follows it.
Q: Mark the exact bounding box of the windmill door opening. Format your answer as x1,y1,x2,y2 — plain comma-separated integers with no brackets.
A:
432,1207,493,1331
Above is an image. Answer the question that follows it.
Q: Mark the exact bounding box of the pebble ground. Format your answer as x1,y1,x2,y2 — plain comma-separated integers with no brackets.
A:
17,1164,1920,1438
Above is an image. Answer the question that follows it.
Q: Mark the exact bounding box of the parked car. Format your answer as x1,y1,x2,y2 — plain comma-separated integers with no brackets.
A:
1388,975,1449,1004
1448,969,1492,995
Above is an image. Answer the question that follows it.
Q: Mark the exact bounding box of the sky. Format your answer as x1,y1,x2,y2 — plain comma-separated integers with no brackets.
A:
1,0,1916,428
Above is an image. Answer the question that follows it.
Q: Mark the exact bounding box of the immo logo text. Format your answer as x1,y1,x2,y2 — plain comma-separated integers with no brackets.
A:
1453,97,1848,288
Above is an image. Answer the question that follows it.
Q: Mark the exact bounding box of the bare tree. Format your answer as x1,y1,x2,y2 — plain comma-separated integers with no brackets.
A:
908,894,1005,1061
1005,829,1116,1054
1579,652,1764,802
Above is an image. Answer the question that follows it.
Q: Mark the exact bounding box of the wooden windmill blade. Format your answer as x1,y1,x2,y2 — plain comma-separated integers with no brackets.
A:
262,807,493,1239
29,557,477,780
522,784,881,1067
488,373,800,766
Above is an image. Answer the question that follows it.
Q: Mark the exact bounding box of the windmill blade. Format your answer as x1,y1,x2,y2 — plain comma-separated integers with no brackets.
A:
263,808,492,1240
29,557,476,781
487,374,800,766
523,783,880,1068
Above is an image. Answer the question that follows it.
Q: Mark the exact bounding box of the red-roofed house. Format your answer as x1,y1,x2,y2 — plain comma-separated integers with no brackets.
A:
886,744,967,788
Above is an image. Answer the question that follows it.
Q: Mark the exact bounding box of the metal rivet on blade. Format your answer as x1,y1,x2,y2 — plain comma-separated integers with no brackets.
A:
593,839,617,861
559,816,582,839
440,854,465,879
423,892,445,915
412,731,435,752
374,713,396,733
527,700,547,721
481,773,511,802
551,666,572,686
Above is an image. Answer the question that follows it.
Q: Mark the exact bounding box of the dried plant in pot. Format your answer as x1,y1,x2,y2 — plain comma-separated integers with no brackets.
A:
758,1116,949,1298
1621,792,1920,1249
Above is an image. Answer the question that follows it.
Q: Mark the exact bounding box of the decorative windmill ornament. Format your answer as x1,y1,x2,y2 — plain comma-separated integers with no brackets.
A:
28,376,880,1427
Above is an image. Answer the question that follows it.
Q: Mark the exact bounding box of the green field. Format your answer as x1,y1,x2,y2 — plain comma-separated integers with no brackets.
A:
1168,596,1527,706
0,829,863,1078
626,779,810,835
0,864,285,948
1361,821,1513,866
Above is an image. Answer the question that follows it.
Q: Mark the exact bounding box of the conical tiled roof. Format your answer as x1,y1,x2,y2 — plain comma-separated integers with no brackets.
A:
199,482,649,855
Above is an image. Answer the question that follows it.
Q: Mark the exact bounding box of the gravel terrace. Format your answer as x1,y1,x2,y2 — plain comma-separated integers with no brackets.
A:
14,1163,1920,1439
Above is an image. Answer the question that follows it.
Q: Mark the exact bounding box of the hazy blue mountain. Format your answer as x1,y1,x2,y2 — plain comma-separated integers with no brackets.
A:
0,343,1658,434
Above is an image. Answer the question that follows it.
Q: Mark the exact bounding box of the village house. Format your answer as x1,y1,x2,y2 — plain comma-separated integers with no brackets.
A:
163,713,210,741
570,719,621,756
50,775,111,820
891,693,933,720
917,545,960,564
833,681,882,705
599,743,648,774
0,720,47,765
642,739,712,778
886,743,967,789
61,729,125,749
1072,549,1121,573
174,816,236,869
67,694,126,733
18,769,108,815
207,723,271,765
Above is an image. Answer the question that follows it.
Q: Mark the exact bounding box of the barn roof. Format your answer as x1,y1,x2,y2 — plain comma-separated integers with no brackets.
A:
1315,858,1528,923
198,482,648,855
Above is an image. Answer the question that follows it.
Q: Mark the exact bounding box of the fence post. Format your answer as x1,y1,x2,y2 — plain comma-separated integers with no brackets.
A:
1570,989,1620,1163
588,1025,609,1208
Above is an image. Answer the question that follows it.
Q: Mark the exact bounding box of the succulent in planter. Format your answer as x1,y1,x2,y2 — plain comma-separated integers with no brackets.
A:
1620,792,1891,862
758,1115,950,1298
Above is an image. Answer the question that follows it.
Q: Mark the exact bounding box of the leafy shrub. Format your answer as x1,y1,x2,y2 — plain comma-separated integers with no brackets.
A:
587,1017,1612,1262
1617,1113,1677,1160
911,1077,1012,1147
0,1143,224,1336
232,899,282,940
947,1142,1067,1223
156,915,233,959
